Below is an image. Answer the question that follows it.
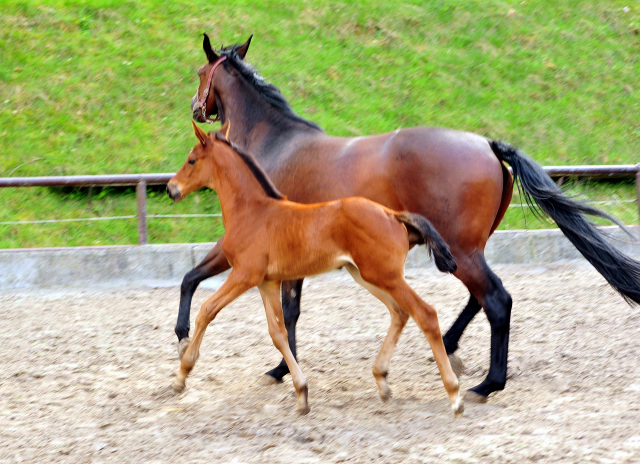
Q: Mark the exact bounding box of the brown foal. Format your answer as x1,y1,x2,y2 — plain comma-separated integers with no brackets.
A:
167,121,463,416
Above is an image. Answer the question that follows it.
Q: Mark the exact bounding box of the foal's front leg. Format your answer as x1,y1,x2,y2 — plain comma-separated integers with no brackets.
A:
173,269,253,392
258,280,310,414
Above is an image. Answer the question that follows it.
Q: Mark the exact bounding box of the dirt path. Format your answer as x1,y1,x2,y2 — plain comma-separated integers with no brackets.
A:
1,264,639,463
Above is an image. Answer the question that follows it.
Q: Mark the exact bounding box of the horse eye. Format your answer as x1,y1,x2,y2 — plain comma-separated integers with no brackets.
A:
188,159,196,165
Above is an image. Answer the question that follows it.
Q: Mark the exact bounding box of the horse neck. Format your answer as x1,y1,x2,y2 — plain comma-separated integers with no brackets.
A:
219,73,322,159
207,143,272,228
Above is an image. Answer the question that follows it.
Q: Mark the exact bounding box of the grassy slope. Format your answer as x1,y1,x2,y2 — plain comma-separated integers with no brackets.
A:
0,0,638,248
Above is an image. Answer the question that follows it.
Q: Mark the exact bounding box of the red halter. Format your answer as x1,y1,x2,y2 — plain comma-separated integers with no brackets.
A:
198,56,227,123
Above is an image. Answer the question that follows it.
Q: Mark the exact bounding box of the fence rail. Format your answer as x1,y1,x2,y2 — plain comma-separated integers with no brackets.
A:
1,165,639,244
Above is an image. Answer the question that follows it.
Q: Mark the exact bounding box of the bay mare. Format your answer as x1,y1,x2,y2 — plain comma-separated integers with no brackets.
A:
176,34,640,401
167,121,464,416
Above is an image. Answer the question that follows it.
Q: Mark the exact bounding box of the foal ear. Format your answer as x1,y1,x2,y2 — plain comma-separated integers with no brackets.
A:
219,120,231,139
203,33,219,63
235,35,253,60
192,121,209,146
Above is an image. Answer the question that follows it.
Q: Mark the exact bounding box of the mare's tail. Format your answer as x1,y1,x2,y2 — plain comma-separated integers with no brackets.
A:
489,139,640,305
396,212,457,273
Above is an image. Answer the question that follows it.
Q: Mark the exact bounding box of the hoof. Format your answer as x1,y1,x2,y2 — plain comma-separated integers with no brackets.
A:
177,337,191,360
298,405,311,415
259,374,283,386
448,353,465,378
378,386,392,402
172,377,186,393
464,390,488,403
452,398,464,418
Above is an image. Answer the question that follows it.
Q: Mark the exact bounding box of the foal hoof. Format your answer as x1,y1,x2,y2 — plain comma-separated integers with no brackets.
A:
463,390,488,404
452,398,465,418
259,374,283,386
378,386,392,402
448,354,466,378
298,405,311,415
172,377,186,393
177,337,191,360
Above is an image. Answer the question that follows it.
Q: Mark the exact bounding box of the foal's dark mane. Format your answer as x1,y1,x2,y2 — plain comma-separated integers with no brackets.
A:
213,132,285,200
218,45,323,132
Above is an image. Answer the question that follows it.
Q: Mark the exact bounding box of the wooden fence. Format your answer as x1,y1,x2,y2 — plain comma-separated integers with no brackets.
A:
1,165,638,244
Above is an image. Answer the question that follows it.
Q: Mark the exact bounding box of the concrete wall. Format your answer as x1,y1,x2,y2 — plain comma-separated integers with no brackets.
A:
0,228,638,290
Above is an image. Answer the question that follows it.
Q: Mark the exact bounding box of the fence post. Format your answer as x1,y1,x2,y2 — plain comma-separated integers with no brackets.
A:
136,179,148,245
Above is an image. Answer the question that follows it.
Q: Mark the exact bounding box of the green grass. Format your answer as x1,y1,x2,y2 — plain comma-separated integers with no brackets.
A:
0,0,638,248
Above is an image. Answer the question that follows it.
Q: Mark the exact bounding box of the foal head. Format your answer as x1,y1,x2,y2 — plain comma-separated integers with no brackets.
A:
166,121,230,202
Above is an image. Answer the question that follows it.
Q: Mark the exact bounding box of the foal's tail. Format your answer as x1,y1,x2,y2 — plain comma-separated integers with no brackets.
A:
490,139,640,305
396,212,457,274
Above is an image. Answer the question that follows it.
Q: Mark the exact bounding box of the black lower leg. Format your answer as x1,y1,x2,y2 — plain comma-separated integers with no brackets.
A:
264,279,303,381
469,275,512,398
443,294,482,354
175,267,215,341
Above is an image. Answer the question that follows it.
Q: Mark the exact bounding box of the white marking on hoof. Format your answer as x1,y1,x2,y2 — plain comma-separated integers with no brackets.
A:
172,377,186,393
259,374,283,386
464,390,488,403
378,384,392,402
177,337,191,360
298,405,311,415
452,397,464,417
448,353,465,378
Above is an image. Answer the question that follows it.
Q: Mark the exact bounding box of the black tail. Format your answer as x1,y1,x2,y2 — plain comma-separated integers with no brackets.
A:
490,139,640,305
396,212,457,274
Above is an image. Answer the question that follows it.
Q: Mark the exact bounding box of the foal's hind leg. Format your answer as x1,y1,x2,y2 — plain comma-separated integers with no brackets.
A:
346,265,408,401
385,279,463,416
258,280,309,414
173,269,252,392
262,279,304,384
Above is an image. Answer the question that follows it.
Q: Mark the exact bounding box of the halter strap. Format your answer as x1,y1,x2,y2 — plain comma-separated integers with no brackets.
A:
199,56,227,123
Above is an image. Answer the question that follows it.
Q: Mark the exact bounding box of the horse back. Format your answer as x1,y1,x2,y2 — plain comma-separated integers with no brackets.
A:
267,126,510,253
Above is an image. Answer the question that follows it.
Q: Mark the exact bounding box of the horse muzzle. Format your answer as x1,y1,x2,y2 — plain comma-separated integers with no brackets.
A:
166,183,182,202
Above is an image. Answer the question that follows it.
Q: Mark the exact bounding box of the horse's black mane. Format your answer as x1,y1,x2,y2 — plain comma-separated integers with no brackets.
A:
213,132,285,200
218,45,323,132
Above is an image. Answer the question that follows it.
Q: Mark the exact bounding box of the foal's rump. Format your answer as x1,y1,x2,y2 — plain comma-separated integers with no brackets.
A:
336,197,457,276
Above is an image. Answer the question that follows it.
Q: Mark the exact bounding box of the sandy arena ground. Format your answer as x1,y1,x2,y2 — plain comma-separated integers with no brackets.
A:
1,263,639,463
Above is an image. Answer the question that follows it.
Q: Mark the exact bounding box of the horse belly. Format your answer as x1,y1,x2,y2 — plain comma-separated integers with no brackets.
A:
264,249,354,281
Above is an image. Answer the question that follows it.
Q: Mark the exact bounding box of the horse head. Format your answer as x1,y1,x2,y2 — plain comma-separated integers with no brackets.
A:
191,34,252,124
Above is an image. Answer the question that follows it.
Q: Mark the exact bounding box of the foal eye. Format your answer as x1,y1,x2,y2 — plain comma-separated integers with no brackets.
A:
188,159,196,165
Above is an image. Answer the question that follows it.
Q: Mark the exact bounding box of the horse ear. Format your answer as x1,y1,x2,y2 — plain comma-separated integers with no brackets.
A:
203,33,219,63
192,121,209,146
235,35,253,60
219,120,231,139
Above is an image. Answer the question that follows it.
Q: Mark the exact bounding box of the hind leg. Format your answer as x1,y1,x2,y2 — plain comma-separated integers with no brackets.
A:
262,279,304,384
346,265,409,401
441,294,482,377
443,294,481,355
383,279,463,416
453,250,513,401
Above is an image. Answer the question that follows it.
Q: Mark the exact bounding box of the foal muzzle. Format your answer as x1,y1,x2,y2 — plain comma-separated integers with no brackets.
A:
166,183,182,202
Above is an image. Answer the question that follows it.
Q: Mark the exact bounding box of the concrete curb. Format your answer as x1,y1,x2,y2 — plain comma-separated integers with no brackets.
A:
0,228,638,290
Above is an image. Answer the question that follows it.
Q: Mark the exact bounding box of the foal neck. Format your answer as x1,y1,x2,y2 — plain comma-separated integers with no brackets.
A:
208,137,284,225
